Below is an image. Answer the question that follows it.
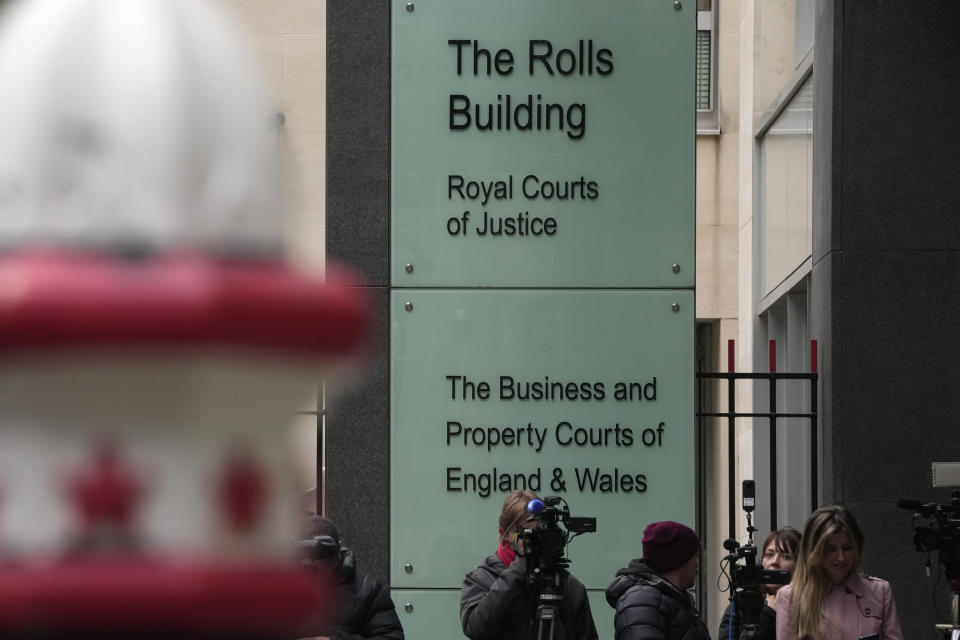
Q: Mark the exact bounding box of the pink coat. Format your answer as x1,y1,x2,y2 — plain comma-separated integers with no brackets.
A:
776,572,903,640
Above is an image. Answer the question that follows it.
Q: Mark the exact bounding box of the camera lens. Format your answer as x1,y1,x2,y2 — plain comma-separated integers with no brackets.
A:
541,527,565,555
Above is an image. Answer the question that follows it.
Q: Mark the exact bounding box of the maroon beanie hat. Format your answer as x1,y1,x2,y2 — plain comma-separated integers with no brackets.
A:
642,521,700,573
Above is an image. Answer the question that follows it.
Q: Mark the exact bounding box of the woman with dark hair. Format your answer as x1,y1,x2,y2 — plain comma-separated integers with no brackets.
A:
717,526,800,640
776,505,903,640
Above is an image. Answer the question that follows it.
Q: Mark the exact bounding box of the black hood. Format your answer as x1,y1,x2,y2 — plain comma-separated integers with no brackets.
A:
605,559,691,609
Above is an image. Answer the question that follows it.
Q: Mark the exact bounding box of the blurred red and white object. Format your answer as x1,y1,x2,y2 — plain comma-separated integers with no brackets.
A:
0,0,366,636
0,0,288,255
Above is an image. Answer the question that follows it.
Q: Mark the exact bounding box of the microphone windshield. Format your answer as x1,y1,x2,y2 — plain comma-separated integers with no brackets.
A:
527,499,545,515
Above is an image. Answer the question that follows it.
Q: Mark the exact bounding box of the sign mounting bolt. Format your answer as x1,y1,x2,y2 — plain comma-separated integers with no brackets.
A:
404,563,414,573
405,263,414,273
406,2,414,11
672,263,681,273
672,303,681,313
405,603,414,613
674,1,682,10
404,302,414,312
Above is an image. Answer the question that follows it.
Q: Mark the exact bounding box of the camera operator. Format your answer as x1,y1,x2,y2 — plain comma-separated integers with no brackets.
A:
605,520,711,640
776,505,903,640
459,490,598,640
717,526,799,640
297,516,405,640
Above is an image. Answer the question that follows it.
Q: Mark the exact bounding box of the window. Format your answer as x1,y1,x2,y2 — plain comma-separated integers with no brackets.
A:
753,57,816,532
794,0,815,65
758,74,813,296
754,281,813,534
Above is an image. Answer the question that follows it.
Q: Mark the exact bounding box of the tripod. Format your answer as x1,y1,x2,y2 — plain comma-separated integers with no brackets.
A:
728,586,768,640
934,595,960,640
721,496,785,640
935,562,960,640
529,562,568,640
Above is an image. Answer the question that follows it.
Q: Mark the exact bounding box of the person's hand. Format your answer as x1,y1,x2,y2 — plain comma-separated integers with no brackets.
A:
505,554,527,576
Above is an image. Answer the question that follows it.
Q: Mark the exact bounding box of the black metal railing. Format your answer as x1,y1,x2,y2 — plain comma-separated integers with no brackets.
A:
696,339,818,538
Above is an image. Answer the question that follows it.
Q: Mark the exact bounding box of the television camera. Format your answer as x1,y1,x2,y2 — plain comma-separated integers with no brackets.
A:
898,492,960,584
719,480,791,640
517,496,596,640
521,495,596,571
899,462,960,639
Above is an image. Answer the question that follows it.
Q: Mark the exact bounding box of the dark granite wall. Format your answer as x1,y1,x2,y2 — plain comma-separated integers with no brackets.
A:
813,1,960,636
326,1,391,583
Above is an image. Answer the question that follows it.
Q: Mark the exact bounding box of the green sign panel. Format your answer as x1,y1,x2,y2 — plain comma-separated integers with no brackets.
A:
391,0,694,287
392,589,616,640
390,290,694,589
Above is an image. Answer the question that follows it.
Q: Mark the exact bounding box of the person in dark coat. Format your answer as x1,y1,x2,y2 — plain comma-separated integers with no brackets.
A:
460,490,598,640
298,516,404,640
606,520,711,640
716,526,800,640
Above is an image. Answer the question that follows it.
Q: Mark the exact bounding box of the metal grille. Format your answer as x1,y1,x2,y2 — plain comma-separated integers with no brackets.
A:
696,339,819,538
696,30,712,110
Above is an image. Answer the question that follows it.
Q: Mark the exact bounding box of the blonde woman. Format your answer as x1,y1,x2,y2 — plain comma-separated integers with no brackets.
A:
776,505,903,640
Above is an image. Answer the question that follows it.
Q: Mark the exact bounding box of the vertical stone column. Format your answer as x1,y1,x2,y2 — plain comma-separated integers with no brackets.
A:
326,2,392,582
812,2,960,636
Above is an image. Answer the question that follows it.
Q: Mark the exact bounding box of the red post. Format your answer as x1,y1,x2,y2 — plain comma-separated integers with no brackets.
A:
727,339,735,372
769,339,776,372
810,339,818,372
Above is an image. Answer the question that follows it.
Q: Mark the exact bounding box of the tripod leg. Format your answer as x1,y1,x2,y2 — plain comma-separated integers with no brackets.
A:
536,617,555,640
536,604,558,640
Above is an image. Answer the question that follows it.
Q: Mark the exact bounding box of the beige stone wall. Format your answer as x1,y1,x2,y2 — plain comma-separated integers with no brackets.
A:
698,0,805,627
736,0,756,544
699,0,801,629
701,317,739,630
222,0,327,275
696,0,742,628
222,0,327,500
753,0,799,118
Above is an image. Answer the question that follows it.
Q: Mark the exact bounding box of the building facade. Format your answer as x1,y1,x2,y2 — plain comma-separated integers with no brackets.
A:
223,0,960,637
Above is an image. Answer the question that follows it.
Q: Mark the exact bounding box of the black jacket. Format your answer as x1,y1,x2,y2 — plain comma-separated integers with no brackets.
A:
311,547,404,640
717,599,775,640
605,560,711,640
460,554,598,640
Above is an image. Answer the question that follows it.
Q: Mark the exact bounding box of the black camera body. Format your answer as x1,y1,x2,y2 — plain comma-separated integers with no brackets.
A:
900,490,960,637
521,496,596,572
722,539,791,640
724,539,792,590
720,480,791,640
900,491,960,588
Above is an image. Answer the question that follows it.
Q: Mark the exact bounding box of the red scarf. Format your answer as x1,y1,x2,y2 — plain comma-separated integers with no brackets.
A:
496,541,517,567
